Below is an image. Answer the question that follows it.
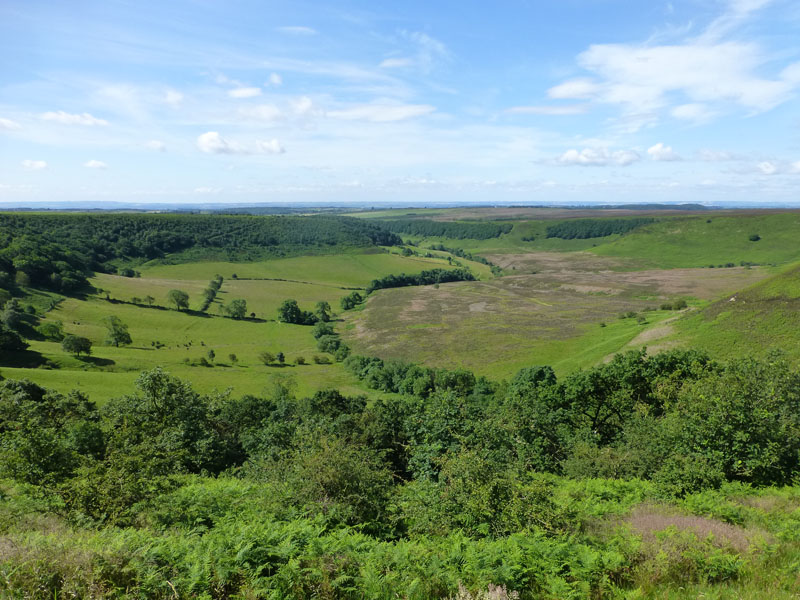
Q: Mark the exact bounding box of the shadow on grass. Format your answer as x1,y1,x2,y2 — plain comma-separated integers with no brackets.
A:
78,356,116,367
1,350,52,368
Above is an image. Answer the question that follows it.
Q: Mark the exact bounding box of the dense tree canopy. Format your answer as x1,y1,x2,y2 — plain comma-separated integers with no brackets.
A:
373,219,513,239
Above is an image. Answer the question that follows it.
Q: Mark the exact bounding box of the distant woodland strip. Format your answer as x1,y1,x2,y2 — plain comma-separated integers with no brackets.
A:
374,218,513,239
366,267,475,294
545,217,656,239
0,213,402,292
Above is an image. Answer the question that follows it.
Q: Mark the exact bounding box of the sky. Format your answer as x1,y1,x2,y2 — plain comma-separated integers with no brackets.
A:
1,0,800,206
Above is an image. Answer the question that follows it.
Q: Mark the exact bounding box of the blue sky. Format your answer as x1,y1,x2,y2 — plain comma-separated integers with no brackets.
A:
1,0,800,205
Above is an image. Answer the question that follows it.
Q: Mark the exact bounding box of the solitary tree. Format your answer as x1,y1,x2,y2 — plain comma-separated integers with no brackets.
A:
104,315,132,347
144,295,155,307
276,351,285,365
167,289,190,311
315,301,331,323
225,299,247,319
259,351,275,365
62,334,92,357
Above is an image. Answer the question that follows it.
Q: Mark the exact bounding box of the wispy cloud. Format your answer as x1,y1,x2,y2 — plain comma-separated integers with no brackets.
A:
647,142,682,161
196,131,284,155
506,105,588,116
327,103,435,122
548,0,797,127
84,159,108,169
41,111,109,126
0,118,22,131
379,57,414,69
145,140,166,151
555,147,641,166
277,26,317,35
228,86,262,99
21,160,47,171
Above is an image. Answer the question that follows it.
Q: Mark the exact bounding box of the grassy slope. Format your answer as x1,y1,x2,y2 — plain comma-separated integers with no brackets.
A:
1,251,470,402
399,213,800,270
669,262,800,363
591,213,800,268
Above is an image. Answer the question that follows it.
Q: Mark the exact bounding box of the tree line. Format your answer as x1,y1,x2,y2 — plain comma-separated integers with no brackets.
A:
365,267,475,294
0,213,403,293
373,218,513,239
545,217,656,239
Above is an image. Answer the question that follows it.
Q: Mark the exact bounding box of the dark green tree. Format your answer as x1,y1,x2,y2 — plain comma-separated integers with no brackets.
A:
315,301,331,322
167,289,190,311
104,315,132,347
61,334,92,357
225,298,247,319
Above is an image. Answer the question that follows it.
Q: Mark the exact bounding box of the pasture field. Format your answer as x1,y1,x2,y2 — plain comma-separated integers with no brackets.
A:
2,250,475,402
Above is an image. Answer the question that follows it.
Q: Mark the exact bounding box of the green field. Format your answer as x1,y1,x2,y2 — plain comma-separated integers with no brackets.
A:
2,250,477,401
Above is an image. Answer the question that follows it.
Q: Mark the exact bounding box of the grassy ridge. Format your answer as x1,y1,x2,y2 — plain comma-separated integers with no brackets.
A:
671,262,800,362
592,214,800,268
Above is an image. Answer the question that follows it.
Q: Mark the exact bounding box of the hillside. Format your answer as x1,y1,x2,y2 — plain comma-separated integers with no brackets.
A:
670,262,800,361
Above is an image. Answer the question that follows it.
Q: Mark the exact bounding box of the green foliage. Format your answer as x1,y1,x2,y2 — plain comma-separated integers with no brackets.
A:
103,315,132,347
340,290,364,310
0,213,402,275
224,298,247,319
277,298,318,325
0,322,28,352
166,288,189,310
545,217,656,240
366,267,475,294
61,334,92,356
373,218,513,239
0,379,102,486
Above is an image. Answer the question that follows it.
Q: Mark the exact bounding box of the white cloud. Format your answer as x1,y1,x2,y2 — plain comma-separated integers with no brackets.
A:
791,161,800,173
21,160,47,171
556,147,641,166
145,140,166,151
671,103,716,122
549,0,799,121
757,161,778,175
41,111,108,126
277,26,317,35
197,131,285,155
228,87,262,99
647,142,682,161
548,78,601,100
404,31,449,72
327,103,435,122
506,105,588,115
240,104,283,122
84,160,107,169
698,149,739,161
379,57,414,69
197,131,240,154
165,90,184,107
290,96,314,115
0,118,21,131
255,139,285,154
268,73,282,86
